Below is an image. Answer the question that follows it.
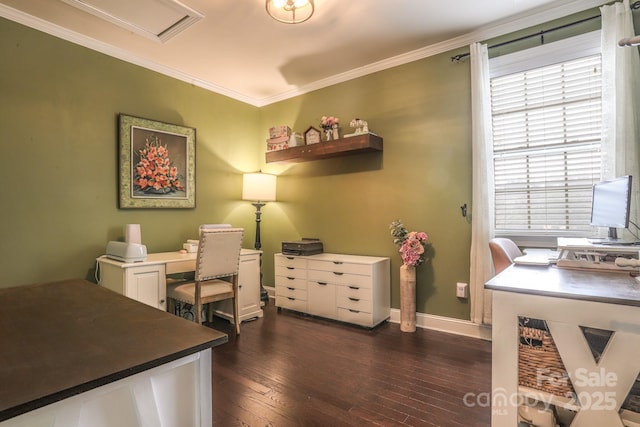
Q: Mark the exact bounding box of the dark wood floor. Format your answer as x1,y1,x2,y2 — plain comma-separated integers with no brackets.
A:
209,303,492,427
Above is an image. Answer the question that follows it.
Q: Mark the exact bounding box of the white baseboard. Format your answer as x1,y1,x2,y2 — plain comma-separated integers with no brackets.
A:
265,286,491,341
390,309,492,341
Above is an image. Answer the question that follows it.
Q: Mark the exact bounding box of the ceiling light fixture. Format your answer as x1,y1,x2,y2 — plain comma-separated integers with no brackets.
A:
265,0,314,24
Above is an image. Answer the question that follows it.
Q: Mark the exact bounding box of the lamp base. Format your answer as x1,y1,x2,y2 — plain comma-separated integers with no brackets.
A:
251,202,269,305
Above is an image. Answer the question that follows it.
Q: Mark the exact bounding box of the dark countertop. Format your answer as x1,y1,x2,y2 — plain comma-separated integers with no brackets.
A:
485,264,640,306
0,279,228,421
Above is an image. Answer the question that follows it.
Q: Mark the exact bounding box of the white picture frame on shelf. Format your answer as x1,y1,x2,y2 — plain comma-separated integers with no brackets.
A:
304,126,321,145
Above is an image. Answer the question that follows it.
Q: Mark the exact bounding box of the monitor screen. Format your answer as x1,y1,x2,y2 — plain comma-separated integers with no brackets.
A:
590,175,632,239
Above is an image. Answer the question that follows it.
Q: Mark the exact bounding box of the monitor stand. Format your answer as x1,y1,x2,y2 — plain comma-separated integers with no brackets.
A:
588,227,639,245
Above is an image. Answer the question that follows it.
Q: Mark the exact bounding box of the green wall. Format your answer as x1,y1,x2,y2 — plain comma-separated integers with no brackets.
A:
3,7,612,320
258,54,473,319
0,17,262,287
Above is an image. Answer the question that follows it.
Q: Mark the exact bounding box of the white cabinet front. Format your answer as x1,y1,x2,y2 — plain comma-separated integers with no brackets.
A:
307,281,337,318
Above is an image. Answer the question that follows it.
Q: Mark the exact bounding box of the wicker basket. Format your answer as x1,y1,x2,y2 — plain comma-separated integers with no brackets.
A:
519,325,574,397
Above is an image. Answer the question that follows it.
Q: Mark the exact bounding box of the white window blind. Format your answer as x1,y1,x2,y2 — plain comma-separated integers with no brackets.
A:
489,34,602,237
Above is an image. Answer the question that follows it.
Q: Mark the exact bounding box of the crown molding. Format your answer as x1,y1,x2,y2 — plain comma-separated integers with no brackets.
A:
256,0,610,106
1,0,611,108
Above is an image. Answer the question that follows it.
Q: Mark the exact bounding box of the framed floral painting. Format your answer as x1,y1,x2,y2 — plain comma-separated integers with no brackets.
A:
118,114,196,209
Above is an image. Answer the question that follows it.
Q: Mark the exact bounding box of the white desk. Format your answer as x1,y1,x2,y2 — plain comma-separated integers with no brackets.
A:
97,249,263,323
486,264,640,427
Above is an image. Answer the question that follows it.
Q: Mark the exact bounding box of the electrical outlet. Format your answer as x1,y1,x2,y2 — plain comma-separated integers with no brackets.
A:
456,282,468,298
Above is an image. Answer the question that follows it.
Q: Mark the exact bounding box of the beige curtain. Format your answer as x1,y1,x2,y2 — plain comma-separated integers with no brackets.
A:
601,0,640,240
469,42,495,325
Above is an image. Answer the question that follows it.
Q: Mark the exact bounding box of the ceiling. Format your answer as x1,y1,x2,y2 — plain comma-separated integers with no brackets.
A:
0,0,610,106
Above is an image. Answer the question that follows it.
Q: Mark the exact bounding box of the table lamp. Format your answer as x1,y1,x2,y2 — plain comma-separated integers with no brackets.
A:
242,172,277,303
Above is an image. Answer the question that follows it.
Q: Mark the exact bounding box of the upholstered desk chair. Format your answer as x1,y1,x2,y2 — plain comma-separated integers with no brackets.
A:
488,237,523,275
167,227,244,334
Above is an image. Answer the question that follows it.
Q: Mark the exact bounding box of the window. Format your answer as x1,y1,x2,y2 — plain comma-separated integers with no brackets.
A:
489,31,602,237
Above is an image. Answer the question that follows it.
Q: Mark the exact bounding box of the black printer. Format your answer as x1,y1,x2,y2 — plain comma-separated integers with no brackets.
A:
281,238,323,256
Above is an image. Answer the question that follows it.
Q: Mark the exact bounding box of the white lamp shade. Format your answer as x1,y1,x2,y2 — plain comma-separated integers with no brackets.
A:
242,173,276,202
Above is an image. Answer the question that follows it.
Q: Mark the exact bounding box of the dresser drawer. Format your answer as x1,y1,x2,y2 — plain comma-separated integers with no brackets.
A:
308,270,372,288
337,307,373,327
275,276,307,290
307,259,372,276
274,254,307,269
276,283,307,298
276,277,307,292
275,265,307,280
337,283,370,299
276,295,308,312
337,294,371,313
337,286,371,311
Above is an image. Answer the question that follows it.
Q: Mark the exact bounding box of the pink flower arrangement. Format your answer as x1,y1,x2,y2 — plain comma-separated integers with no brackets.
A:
390,220,430,266
320,116,339,131
133,136,183,194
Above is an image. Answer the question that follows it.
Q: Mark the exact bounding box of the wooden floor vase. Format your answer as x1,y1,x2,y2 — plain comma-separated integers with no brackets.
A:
400,264,417,332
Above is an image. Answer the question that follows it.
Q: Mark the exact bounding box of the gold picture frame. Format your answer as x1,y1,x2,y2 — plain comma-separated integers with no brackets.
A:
118,114,196,209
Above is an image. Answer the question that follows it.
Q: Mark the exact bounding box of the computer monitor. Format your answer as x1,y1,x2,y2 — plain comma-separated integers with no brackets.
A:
590,175,632,241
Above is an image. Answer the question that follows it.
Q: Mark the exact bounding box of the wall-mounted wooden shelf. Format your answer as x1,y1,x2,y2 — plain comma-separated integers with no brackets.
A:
265,133,383,163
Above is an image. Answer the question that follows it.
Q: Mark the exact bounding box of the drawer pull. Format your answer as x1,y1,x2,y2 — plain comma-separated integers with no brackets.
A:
287,276,295,280
333,261,343,265
317,281,327,286
287,287,295,291
348,297,360,302
288,297,295,301
287,267,294,270
349,286,360,290
286,257,295,260
333,272,344,276
348,309,360,313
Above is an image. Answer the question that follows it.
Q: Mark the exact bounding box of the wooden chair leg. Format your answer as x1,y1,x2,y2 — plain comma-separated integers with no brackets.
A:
195,302,202,324
234,296,240,335
207,303,214,323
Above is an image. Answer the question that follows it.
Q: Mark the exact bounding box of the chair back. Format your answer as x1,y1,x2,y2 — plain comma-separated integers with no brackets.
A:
195,227,244,281
488,238,523,275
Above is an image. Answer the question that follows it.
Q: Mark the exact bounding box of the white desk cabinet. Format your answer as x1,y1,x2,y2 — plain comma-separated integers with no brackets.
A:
274,253,390,327
99,260,167,310
212,250,263,322
97,249,263,322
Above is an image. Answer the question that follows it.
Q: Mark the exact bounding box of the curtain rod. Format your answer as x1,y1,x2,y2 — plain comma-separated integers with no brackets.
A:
450,0,640,62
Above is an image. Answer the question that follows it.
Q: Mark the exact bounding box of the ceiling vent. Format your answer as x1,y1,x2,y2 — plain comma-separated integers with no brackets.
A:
61,0,203,43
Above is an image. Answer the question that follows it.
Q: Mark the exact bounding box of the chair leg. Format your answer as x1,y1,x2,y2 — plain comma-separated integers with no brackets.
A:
195,302,202,324
207,303,214,323
234,296,240,335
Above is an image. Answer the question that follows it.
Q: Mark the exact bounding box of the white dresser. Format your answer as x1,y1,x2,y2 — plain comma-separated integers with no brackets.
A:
274,253,390,327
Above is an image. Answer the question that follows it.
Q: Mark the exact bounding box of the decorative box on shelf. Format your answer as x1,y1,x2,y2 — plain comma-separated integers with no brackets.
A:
265,133,383,163
266,133,304,151
269,125,291,139
266,135,289,151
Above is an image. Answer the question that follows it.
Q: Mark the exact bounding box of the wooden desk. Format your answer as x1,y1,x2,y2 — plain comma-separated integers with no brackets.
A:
486,265,640,426
97,249,263,323
0,279,227,426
